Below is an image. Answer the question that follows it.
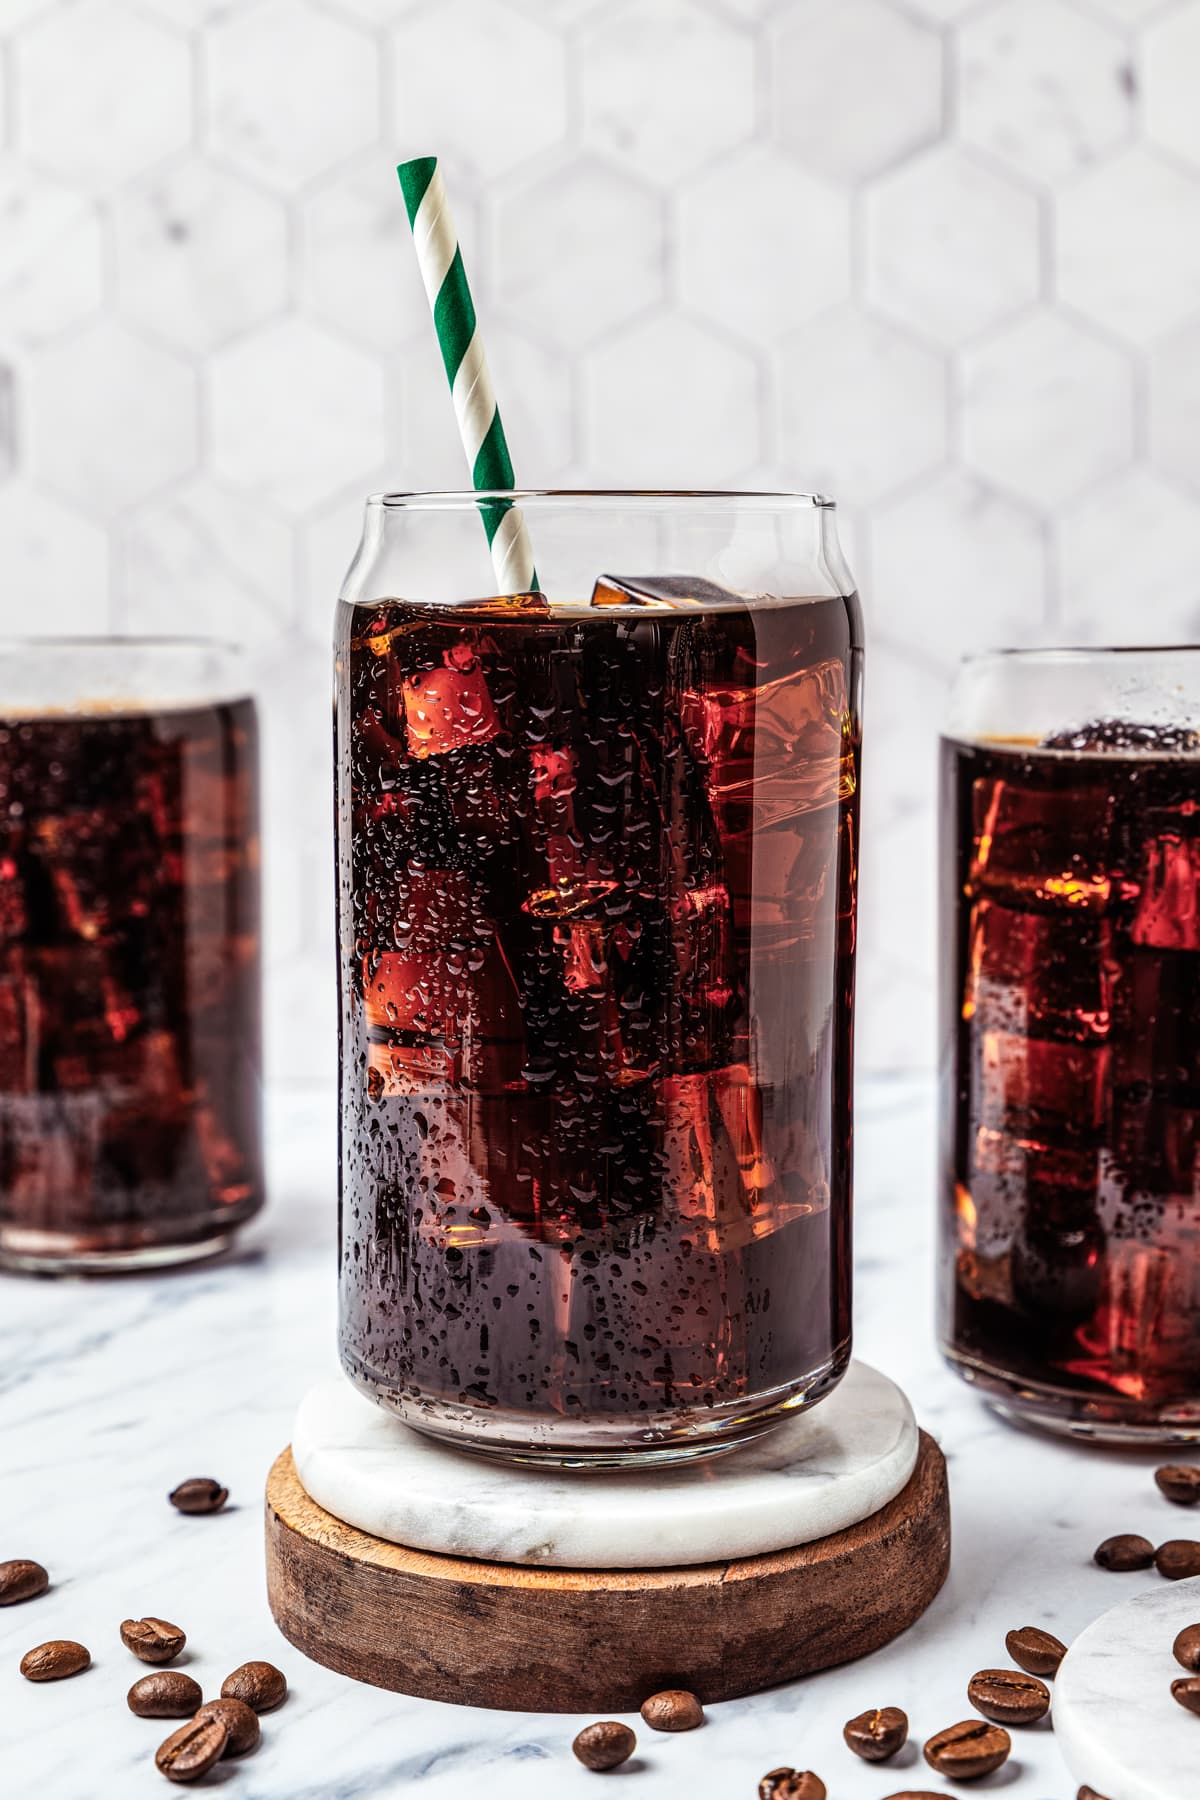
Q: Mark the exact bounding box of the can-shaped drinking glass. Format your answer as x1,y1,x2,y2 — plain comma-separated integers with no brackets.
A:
0,638,263,1274
941,647,1200,1441
336,492,863,1463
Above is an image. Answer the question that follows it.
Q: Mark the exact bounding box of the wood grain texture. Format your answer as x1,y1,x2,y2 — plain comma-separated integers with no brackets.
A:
264,1431,950,1713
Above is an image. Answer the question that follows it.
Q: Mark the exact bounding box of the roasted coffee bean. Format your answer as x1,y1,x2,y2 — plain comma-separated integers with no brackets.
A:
221,1659,287,1712
1005,1624,1067,1676
1171,1676,1200,1716
195,1696,261,1756
572,1722,636,1770
120,1617,186,1664
639,1688,703,1731
0,1559,49,1606
757,1772,825,1800
924,1719,1011,1780
1156,1465,1200,1506
879,1794,956,1800
155,1716,229,1783
168,1478,228,1516
19,1639,90,1681
1156,1539,1200,1580
1174,1623,1200,1671
127,1672,203,1718
967,1667,1051,1725
1094,1533,1154,1570
843,1706,908,1761
1078,1788,1113,1800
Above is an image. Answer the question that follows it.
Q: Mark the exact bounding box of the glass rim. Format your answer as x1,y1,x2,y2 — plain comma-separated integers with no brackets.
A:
0,634,246,656
961,644,1200,666
365,488,837,511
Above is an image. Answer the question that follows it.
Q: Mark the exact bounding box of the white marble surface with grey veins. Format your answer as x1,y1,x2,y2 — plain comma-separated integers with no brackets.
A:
1,1075,1191,1799
294,1360,918,1569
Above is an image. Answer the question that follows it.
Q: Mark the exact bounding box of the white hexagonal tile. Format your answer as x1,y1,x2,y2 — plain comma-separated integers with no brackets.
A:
114,159,289,355
391,1,567,182
1078,0,1174,22
776,309,947,506
580,314,760,485
1149,318,1200,496
303,160,419,352
902,0,987,17
28,323,197,514
866,146,1041,346
0,162,103,345
1058,469,1200,643
0,367,15,485
678,145,850,341
0,485,109,627
860,637,948,827
210,319,385,517
773,0,942,183
206,0,379,193
16,2,192,190
870,473,1047,674
1145,5,1200,171
1058,148,1200,345
493,160,664,351
860,804,937,989
303,489,372,639
472,325,573,482
120,479,294,647
959,0,1132,186
962,310,1134,509
579,0,756,186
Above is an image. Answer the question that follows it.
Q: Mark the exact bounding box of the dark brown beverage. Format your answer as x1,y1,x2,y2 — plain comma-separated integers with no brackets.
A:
337,587,861,1461
0,694,262,1271
941,725,1200,1437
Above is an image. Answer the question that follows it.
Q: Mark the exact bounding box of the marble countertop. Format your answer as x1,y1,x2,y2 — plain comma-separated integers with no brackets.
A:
0,1074,1180,1799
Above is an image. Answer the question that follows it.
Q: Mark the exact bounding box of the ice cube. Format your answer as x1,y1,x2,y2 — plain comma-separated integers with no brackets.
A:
590,574,755,609
680,657,850,830
1043,718,1200,754
977,1026,1109,1134
1130,833,1200,949
402,645,502,760
1111,946,1200,1092
969,773,1113,911
963,898,1112,1041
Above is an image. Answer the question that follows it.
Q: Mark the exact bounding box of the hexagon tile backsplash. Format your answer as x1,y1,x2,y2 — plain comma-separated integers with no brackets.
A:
1,0,1198,1084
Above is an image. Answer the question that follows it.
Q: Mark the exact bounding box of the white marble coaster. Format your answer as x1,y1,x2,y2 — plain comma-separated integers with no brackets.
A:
1056,1576,1200,1800
292,1360,919,1570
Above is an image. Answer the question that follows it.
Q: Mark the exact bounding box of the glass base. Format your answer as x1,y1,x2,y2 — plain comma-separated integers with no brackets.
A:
0,1224,238,1276
943,1343,1200,1446
341,1342,852,1468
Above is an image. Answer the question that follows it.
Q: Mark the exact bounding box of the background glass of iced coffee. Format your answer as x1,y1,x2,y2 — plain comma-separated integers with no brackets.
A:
0,639,263,1274
336,491,863,1464
941,647,1200,1441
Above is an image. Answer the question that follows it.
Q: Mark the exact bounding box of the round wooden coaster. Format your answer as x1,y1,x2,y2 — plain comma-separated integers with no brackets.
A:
265,1431,950,1713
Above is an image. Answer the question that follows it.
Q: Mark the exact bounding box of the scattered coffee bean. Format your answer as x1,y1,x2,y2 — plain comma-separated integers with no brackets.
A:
1174,1623,1200,1671
639,1688,703,1731
572,1722,636,1771
19,1639,90,1681
120,1617,186,1664
0,1559,49,1606
967,1667,1051,1726
155,1716,230,1783
1156,1465,1200,1507
221,1659,287,1712
843,1706,908,1761
1077,1790,1113,1800
127,1672,203,1718
879,1794,955,1800
924,1719,1011,1780
168,1478,228,1516
757,1773,825,1800
1156,1539,1200,1580
1171,1676,1200,1717
195,1696,261,1756
1005,1624,1067,1676
1094,1533,1154,1571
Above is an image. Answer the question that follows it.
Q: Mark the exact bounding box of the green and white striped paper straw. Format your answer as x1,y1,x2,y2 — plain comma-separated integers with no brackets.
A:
397,155,538,595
